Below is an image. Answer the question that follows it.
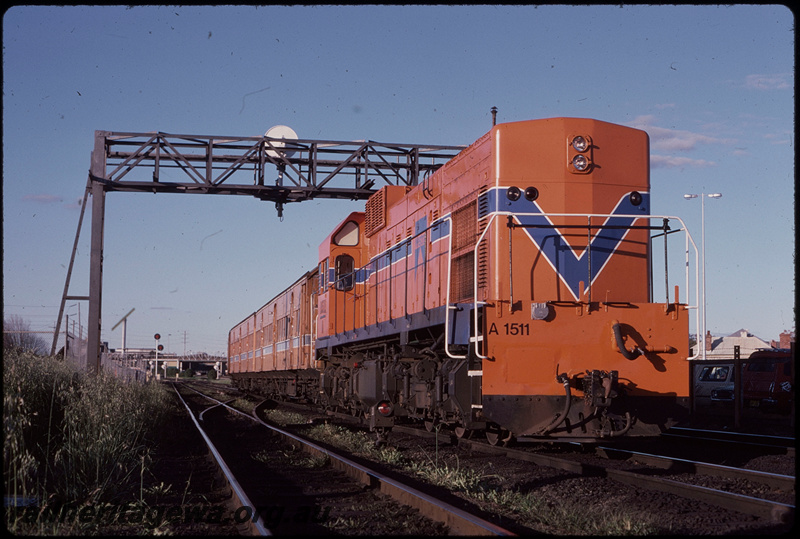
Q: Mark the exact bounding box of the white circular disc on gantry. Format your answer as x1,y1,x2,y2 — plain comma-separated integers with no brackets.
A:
264,125,298,158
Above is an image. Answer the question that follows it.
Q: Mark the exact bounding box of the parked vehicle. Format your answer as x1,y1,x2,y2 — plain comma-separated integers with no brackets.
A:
710,350,793,414
694,361,734,407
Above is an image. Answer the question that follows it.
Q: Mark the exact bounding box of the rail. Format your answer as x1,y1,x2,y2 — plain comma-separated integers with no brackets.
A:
451,435,793,523
171,384,271,535
182,384,515,535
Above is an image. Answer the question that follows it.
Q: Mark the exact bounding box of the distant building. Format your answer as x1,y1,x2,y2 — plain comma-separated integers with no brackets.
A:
702,329,774,359
770,331,796,350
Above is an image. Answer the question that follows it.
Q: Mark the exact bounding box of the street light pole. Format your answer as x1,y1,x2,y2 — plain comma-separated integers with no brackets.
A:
684,192,722,359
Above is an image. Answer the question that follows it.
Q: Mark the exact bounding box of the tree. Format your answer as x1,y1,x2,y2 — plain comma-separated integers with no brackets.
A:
3,314,49,355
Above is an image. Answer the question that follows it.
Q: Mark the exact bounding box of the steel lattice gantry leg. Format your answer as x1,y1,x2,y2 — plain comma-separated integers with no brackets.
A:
86,136,107,373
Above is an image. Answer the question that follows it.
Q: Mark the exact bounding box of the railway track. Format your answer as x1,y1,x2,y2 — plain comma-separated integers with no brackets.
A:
391,423,794,523
447,435,794,523
172,382,516,535
661,426,795,457
259,395,795,531
172,384,270,535
174,381,794,533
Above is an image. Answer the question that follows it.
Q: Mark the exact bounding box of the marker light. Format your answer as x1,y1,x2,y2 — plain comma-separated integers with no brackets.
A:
524,186,539,201
506,186,521,201
629,191,643,206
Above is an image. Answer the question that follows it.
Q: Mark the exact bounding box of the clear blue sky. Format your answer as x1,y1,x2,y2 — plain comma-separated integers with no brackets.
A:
3,5,794,356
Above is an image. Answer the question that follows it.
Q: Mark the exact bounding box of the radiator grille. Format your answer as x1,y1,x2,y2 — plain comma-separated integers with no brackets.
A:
364,189,386,237
450,200,477,301
450,252,475,302
452,201,477,253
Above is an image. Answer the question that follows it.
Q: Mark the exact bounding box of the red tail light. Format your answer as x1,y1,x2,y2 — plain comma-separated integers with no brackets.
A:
376,401,393,417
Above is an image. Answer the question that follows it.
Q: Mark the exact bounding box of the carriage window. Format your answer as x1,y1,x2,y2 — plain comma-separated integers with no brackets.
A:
333,221,359,246
335,254,355,291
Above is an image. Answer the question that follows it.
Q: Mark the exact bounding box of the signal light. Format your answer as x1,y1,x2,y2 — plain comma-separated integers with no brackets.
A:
154,333,161,340
157,344,164,351
376,401,393,417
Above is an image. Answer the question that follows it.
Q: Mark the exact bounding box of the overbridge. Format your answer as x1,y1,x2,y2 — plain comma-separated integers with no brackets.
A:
105,350,227,381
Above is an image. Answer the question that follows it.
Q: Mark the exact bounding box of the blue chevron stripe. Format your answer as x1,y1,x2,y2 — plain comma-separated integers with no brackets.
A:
482,187,650,300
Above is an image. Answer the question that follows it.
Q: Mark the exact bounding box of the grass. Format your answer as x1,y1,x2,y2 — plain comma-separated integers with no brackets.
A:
263,407,660,535
259,408,309,427
4,349,170,534
472,487,660,535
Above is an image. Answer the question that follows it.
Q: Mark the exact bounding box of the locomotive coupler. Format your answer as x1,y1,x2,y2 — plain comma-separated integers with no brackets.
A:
582,370,618,407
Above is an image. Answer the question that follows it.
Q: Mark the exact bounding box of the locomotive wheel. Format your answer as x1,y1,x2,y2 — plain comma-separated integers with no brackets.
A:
485,427,512,446
454,426,473,439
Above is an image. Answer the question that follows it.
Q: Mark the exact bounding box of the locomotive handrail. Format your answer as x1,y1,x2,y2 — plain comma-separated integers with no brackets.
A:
471,212,501,361
471,210,700,362
443,214,467,360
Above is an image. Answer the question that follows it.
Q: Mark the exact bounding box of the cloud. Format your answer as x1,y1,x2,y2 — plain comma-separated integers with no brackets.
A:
23,194,63,204
650,155,716,169
764,132,792,146
629,115,733,152
744,73,791,90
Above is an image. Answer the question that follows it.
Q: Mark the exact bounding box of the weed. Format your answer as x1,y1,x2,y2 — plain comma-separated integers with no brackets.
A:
261,408,309,426
474,487,659,535
4,350,170,533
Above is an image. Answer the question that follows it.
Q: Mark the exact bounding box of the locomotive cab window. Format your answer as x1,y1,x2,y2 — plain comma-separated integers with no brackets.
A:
335,254,355,291
333,221,359,246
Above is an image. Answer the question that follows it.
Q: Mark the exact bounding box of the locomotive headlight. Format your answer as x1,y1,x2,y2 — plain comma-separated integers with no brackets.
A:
572,154,589,171
568,134,593,173
571,135,589,152
506,186,521,201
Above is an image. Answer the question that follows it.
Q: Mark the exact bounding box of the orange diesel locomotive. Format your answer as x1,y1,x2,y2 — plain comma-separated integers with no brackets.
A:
229,117,694,443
